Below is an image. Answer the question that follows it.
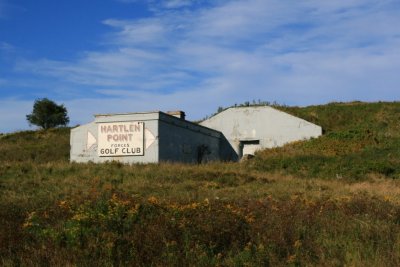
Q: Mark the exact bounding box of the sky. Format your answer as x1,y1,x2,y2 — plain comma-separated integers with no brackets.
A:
1,0,400,133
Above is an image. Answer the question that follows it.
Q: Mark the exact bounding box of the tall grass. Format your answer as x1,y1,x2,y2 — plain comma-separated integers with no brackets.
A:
253,101,400,180
1,102,400,266
9,188,400,266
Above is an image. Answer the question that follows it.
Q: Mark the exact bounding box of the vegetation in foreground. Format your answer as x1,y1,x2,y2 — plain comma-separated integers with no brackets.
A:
1,101,400,266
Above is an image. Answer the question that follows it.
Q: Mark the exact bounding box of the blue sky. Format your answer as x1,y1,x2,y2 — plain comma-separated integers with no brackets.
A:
1,0,400,133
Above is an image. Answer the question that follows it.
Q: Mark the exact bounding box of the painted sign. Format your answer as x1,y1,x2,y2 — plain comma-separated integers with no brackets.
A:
98,121,144,157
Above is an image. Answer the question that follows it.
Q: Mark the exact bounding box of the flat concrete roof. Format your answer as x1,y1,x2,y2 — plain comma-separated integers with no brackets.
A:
94,111,160,117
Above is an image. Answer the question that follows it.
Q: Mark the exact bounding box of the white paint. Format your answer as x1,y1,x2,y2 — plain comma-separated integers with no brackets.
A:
97,121,144,157
145,128,156,149
86,131,97,150
200,106,322,158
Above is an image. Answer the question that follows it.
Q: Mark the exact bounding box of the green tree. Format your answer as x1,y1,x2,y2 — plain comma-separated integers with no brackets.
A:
26,98,69,129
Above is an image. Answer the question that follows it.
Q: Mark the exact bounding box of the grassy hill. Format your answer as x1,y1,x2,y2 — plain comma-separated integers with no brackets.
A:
1,102,400,266
253,101,400,180
0,127,70,163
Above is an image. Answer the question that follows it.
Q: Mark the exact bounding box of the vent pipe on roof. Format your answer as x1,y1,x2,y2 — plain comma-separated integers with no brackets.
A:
167,111,186,120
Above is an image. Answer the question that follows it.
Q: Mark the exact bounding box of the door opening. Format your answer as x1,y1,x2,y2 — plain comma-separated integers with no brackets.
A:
240,140,260,158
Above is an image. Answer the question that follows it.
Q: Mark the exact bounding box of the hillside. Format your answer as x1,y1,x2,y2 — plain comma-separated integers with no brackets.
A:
0,127,70,163
253,101,400,180
3,101,398,179
1,102,400,266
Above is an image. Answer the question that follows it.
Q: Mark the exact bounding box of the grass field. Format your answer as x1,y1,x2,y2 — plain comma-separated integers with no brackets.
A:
1,101,400,266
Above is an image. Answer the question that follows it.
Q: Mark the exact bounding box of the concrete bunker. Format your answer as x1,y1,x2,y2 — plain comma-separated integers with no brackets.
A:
200,106,322,158
70,111,226,164
70,106,322,163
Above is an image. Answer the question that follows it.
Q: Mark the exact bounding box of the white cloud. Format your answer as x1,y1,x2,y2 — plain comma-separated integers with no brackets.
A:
116,0,201,9
6,0,400,132
103,18,169,46
163,0,192,9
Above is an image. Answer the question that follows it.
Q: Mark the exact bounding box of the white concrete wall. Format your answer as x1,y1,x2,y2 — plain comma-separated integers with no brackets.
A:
70,111,224,164
200,106,322,157
70,112,160,163
71,107,322,163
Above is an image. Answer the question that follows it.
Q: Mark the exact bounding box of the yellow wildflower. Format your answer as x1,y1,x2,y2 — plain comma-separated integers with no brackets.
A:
148,196,158,205
72,212,89,222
